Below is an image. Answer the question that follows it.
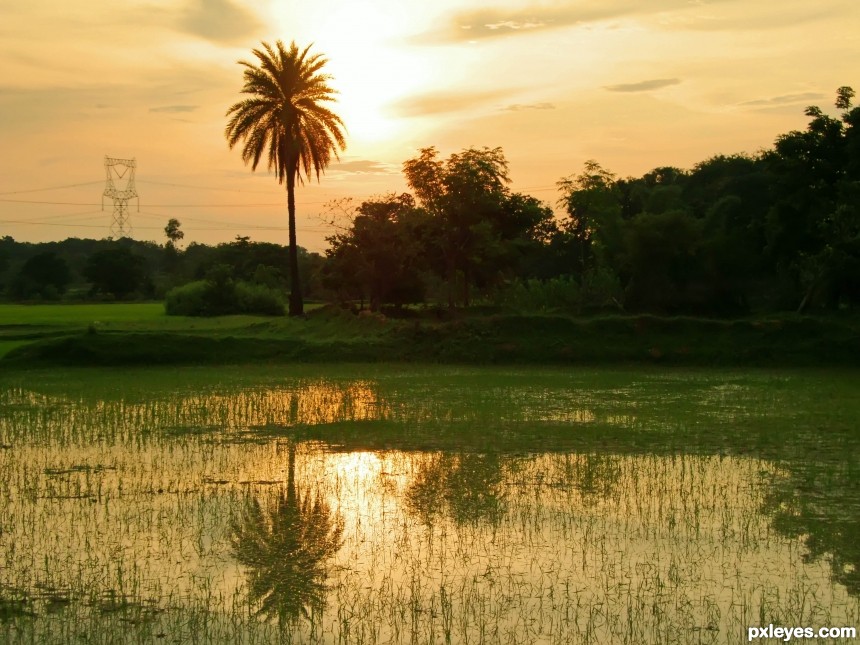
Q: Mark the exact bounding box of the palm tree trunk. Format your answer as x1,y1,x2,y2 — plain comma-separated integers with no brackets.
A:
286,439,296,508
287,170,304,316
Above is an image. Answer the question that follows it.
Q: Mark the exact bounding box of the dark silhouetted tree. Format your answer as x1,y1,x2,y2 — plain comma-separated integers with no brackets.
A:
226,40,346,316
404,146,532,306
556,160,623,276
324,193,426,311
12,251,71,300
623,209,703,312
765,86,860,310
84,247,149,299
164,218,184,249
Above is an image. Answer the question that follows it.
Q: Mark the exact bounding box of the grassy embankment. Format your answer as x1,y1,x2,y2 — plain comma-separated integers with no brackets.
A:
0,302,858,367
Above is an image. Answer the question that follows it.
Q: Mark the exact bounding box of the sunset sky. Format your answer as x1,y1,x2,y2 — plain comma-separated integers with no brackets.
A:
1,0,857,252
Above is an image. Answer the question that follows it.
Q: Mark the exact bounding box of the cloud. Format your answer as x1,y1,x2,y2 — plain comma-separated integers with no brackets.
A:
672,5,843,31
501,102,555,112
420,6,592,42
149,105,199,113
0,86,106,130
740,92,825,107
417,1,733,43
393,90,510,117
330,160,398,175
179,0,261,43
604,78,681,92
484,20,548,32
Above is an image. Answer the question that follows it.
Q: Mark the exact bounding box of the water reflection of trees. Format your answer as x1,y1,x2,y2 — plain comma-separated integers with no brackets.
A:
563,452,622,505
764,459,860,597
406,452,507,526
231,444,344,627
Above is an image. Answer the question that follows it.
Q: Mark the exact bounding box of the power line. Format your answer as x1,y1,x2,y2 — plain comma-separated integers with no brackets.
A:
137,179,280,194
0,217,329,234
0,179,559,197
0,180,104,196
0,219,158,230
141,202,284,208
0,199,102,206
0,198,327,207
137,210,289,230
138,211,330,233
11,208,105,222
137,200,330,207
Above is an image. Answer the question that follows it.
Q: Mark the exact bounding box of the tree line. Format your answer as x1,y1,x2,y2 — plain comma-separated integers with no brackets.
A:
0,233,326,308
0,87,856,316
326,87,859,315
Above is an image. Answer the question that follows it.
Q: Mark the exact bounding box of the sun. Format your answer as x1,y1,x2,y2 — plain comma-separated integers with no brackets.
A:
279,3,428,146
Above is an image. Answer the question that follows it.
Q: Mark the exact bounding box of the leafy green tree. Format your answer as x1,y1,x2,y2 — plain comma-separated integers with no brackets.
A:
225,40,346,316
404,146,544,306
556,160,623,275
161,218,185,279
623,209,704,312
642,164,686,199
765,86,860,310
11,252,71,300
682,155,775,311
164,218,184,249
492,192,557,282
324,193,426,311
0,238,9,285
553,161,625,310
84,247,150,299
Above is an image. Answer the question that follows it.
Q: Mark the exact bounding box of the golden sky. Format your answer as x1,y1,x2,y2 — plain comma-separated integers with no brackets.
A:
1,0,857,251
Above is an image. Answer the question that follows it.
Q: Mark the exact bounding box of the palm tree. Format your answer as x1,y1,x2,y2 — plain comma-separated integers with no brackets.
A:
226,40,346,316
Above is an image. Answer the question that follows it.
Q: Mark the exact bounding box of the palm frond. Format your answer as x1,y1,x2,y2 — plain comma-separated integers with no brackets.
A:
226,40,345,184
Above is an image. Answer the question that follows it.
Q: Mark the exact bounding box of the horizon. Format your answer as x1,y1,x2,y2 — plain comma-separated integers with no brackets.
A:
1,0,857,252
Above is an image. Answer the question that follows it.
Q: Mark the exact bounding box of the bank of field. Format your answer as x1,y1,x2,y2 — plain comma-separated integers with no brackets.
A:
0,303,329,360
1,303,859,367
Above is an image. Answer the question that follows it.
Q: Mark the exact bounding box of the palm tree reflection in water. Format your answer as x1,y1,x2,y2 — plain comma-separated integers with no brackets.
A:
231,443,344,628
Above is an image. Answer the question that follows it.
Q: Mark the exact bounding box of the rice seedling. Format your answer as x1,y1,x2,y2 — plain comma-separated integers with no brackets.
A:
0,365,857,643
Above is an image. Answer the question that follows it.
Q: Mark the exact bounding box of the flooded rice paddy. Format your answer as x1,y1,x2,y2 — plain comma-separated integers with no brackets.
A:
0,365,858,644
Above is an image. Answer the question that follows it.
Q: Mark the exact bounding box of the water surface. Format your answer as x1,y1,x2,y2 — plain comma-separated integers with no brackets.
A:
0,365,857,643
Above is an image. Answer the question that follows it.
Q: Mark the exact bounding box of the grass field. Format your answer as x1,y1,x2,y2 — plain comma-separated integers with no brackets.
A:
0,303,334,359
0,302,169,325
1,302,858,367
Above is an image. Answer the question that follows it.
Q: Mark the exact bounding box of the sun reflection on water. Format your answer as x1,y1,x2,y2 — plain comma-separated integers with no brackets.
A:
0,370,858,643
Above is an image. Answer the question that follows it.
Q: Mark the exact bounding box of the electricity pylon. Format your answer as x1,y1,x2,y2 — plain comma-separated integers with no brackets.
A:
102,156,138,238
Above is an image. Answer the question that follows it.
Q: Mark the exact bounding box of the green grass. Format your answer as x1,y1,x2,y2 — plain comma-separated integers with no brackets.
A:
0,302,167,325
1,303,858,367
0,302,294,331
0,340,29,358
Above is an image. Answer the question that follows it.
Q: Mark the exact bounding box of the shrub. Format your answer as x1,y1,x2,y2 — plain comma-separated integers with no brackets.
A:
165,279,284,316
491,276,582,312
164,281,209,316
234,282,286,316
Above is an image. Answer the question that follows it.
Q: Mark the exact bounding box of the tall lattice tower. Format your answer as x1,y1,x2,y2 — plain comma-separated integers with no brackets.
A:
102,156,138,238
